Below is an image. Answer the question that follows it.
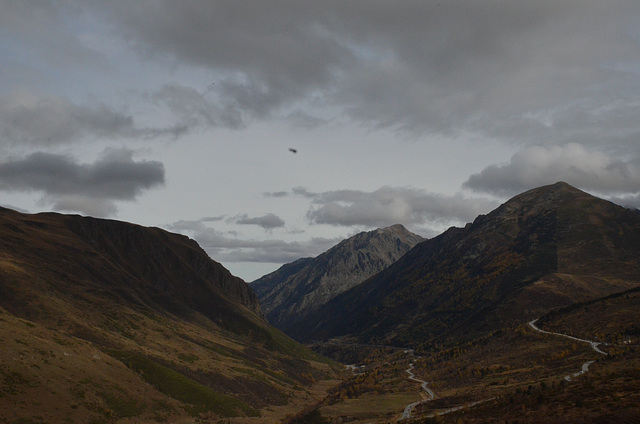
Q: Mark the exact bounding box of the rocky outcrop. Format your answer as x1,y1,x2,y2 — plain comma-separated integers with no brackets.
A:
252,224,423,332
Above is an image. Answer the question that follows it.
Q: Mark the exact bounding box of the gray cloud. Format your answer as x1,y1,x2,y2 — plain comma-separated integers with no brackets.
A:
95,1,640,145
0,148,165,215
201,215,226,223
0,91,134,145
463,144,640,198
297,186,498,228
167,219,339,263
0,1,106,70
264,191,289,198
151,84,245,130
6,1,639,149
167,186,499,265
285,110,329,130
233,213,286,231
105,1,352,98
0,91,185,146
46,195,118,217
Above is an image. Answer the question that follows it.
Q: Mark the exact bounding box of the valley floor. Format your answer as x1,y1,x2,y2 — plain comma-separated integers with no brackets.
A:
303,314,640,423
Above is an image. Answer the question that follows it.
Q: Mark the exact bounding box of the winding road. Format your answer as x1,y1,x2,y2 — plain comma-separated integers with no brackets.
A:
397,319,608,421
399,360,496,422
528,319,608,356
528,319,606,381
399,362,435,420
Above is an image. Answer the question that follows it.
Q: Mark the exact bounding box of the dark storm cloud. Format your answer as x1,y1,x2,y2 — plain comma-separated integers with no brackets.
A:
234,213,286,231
294,186,498,228
97,1,640,143
0,148,165,215
167,219,339,263
463,144,640,198
0,91,185,146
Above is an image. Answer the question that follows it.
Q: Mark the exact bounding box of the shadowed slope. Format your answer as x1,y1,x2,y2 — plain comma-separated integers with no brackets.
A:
288,183,640,348
252,224,423,332
0,207,339,423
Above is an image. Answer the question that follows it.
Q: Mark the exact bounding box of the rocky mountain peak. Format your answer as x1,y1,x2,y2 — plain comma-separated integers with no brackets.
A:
252,224,423,332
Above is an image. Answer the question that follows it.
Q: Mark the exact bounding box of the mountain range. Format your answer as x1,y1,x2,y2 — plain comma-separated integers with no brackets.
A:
3,181,640,423
251,224,423,332
284,182,640,349
0,207,338,423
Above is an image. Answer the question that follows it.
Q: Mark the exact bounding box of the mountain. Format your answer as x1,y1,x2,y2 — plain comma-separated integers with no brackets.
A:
251,224,423,332
288,182,640,349
0,207,338,423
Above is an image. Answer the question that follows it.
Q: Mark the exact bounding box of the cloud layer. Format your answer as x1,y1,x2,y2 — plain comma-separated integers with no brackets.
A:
168,219,340,264
234,213,286,231
285,186,497,230
0,149,164,216
0,91,186,146
464,144,640,200
96,1,640,145
2,1,640,279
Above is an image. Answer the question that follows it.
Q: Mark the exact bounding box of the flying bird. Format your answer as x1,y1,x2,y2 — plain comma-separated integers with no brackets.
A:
289,148,297,154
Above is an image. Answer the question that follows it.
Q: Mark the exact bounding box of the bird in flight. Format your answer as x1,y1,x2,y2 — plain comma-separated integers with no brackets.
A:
289,148,297,154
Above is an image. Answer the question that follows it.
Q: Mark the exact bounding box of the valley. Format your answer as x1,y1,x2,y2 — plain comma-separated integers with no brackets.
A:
269,183,640,423
2,182,640,423
0,207,342,424
306,298,640,423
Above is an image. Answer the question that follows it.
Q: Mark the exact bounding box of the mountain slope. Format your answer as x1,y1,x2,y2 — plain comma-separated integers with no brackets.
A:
251,224,423,332
0,207,338,423
288,182,640,348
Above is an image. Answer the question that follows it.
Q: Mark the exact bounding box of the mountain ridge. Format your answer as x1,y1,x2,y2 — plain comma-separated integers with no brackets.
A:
287,182,640,348
252,224,423,331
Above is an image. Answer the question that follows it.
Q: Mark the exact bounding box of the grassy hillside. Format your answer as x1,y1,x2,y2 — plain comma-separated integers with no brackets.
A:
0,207,340,423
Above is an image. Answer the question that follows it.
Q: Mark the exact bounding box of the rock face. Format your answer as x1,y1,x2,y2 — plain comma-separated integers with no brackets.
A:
69,214,263,316
287,182,640,347
252,224,424,332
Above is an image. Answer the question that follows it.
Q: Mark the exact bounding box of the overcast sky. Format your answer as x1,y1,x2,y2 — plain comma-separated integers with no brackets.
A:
2,1,640,281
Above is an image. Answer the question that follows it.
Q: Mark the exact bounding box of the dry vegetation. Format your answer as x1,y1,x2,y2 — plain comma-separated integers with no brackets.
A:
0,208,342,423
0,303,342,424
301,300,640,424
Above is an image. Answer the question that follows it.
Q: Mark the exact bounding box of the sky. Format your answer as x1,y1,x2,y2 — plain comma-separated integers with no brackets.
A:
1,1,640,281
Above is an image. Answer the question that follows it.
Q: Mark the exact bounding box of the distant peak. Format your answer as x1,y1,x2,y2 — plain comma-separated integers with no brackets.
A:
372,224,424,241
380,223,408,232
